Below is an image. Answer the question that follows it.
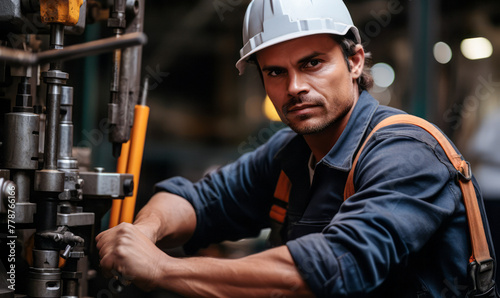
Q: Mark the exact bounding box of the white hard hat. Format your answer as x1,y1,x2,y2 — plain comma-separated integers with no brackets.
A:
236,0,361,75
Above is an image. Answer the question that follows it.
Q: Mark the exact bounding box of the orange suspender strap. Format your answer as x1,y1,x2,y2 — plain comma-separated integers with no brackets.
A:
270,170,292,223
343,114,492,265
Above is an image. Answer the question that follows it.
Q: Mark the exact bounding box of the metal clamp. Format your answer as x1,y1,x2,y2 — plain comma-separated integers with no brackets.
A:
79,171,133,199
458,160,472,182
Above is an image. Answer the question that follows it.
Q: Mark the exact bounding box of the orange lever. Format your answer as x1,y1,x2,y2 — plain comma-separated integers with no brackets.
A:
108,140,130,228
119,105,150,224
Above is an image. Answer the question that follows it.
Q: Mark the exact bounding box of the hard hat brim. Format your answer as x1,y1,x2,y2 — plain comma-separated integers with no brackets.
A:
236,27,360,75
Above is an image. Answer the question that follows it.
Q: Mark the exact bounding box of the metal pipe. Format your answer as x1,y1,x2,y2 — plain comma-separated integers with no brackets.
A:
50,23,64,50
15,76,32,108
43,83,62,170
110,49,121,105
50,23,65,70
0,32,147,66
58,86,74,160
36,198,58,232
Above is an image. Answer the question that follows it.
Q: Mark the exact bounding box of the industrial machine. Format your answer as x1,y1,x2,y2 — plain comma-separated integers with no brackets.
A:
0,0,148,296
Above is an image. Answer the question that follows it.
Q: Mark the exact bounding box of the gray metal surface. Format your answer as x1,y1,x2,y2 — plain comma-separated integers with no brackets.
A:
13,202,36,223
33,249,59,268
57,212,94,227
28,268,61,298
58,86,78,170
34,169,65,192
80,171,134,198
0,178,15,214
4,112,39,169
42,69,68,171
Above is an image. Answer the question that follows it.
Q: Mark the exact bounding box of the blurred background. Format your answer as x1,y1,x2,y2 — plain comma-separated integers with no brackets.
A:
69,0,500,214
62,0,500,295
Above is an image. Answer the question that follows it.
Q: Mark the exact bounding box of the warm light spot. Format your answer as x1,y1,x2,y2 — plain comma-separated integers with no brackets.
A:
461,37,493,60
263,95,281,122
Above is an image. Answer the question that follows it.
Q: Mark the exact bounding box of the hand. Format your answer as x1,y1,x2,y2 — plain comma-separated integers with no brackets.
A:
96,222,168,291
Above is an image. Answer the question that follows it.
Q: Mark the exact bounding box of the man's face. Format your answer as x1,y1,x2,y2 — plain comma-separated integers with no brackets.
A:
256,34,363,135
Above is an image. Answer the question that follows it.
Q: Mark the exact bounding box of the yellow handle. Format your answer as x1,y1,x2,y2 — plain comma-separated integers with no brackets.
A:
119,105,150,224
108,140,130,228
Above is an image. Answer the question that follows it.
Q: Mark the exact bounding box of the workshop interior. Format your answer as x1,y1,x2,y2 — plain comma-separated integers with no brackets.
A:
1,0,500,297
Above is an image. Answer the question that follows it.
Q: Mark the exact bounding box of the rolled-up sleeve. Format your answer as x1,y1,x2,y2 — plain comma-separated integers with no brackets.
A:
286,126,467,297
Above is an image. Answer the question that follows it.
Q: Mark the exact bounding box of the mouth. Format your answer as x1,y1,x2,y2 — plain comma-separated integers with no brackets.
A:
284,103,321,116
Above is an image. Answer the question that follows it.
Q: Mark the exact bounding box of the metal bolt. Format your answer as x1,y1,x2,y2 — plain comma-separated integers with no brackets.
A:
61,245,72,259
94,167,105,173
123,179,134,195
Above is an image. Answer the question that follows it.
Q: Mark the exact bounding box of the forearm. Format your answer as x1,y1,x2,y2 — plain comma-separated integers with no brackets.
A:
156,245,312,297
133,191,196,247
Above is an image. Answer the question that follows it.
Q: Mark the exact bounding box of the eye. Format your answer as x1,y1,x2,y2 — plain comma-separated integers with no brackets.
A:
304,59,321,68
267,69,285,77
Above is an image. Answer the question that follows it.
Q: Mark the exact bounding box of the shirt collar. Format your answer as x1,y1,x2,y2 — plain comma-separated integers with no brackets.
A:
321,91,379,171
275,91,379,173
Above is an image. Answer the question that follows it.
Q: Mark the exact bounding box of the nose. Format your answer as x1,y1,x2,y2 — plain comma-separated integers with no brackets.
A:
287,71,309,97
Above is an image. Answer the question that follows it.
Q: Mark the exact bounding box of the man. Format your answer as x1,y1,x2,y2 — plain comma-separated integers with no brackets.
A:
96,0,495,296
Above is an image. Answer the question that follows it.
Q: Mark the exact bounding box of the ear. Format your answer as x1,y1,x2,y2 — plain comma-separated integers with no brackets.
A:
348,44,365,80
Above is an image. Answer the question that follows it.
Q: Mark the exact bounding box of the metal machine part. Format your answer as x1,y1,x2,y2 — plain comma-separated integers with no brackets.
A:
28,267,62,298
0,177,15,214
4,105,39,170
0,0,146,296
0,0,87,36
80,170,134,199
0,32,147,66
108,0,146,157
58,86,77,170
3,73,39,224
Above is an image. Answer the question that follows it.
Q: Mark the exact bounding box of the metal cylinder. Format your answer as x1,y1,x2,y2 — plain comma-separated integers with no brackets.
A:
0,178,16,213
12,170,31,203
34,170,65,193
35,197,58,233
28,267,61,298
60,86,73,122
32,249,59,268
62,263,82,298
58,86,78,170
44,84,61,170
58,124,74,162
4,112,40,169
49,23,65,70
61,279,79,298
15,76,33,109
50,24,64,49
42,70,68,171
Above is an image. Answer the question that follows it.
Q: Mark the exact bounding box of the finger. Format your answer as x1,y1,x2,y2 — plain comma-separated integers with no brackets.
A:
96,235,115,260
99,251,117,278
95,227,119,250
95,231,109,249
96,223,124,242
95,228,109,242
98,242,111,259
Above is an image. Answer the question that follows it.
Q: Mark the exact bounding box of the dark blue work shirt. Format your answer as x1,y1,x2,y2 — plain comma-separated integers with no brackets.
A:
155,91,494,297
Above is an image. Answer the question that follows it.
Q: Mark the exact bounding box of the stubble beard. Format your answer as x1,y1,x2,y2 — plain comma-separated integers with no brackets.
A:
283,97,353,136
